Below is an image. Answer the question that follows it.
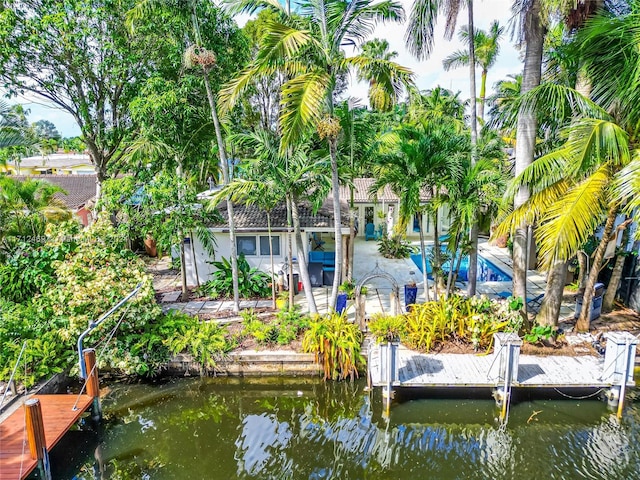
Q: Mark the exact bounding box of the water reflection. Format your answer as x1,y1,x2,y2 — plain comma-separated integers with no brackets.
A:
48,377,640,480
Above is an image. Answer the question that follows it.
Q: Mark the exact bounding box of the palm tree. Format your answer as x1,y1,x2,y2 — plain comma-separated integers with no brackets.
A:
212,129,331,314
128,0,243,313
406,0,480,295
0,177,70,256
443,21,503,122
358,39,402,111
221,0,413,309
372,118,466,301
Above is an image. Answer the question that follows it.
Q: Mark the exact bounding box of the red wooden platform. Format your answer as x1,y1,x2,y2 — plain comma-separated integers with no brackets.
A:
0,394,93,480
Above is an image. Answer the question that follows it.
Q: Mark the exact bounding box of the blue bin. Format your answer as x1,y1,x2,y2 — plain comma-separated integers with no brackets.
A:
404,285,418,312
336,292,348,314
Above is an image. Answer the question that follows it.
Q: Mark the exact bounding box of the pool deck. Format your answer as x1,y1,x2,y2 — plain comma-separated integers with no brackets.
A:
157,237,574,325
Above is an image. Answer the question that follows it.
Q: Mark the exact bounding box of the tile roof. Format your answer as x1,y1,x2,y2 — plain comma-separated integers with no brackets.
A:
210,199,350,230
338,177,432,203
9,153,93,170
11,175,96,209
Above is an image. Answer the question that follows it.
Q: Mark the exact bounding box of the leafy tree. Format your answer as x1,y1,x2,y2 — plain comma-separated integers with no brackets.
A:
0,0,182,198
443,20,504,121
222,0,413,309
31,120,60,141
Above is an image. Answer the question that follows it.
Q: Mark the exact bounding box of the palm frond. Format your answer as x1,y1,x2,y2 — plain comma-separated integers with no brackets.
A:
536,163,612,268
223,0,285,15
279,70,330,148
442,49,469,71
405,0,438,60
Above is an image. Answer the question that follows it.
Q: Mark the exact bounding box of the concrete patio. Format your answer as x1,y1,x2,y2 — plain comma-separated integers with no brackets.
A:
152,237,576,325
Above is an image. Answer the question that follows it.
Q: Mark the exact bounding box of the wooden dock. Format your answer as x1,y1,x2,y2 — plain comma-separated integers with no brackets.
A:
369,345,624,389
0,394,93,480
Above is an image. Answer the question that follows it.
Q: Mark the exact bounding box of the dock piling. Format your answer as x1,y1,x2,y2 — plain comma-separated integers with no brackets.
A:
83,348,102,421
491,333,522,424
602,332,637,417
380,341,399,416
25,398,52,480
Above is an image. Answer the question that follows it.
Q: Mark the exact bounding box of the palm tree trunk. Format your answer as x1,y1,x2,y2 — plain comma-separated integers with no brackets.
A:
267,211,277,309
179,239,188,302
202,68,240,313
479,69,487,122
348,185,356,281
466,0,479,297
446,232,461,297
328,137,343,309
537,259,566,327
576,204,618,331
286,195,295,308
190,230,200,288
603,253,625,313
418,213,430,302
577,251,589,289
433,201,440,301
513,0,545,309
291,199,318,314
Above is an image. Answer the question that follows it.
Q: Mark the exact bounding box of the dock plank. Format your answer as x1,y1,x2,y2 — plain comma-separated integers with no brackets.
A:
0,394,93,480
369,345,614,389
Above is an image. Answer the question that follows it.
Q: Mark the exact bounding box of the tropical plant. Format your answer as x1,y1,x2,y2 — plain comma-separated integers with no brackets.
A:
373,117,468,299
202,254,271,299
358,39,401,111
338,279,367,299
0,176,71,257
167,318,233,372
368,314,407,343
221,0,413,310
402,295,520,352
523,324,555,344
443,21,504,121
377,235,417,259
302,312,363,381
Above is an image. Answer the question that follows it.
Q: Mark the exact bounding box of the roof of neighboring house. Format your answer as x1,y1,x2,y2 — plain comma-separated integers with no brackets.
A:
8,153,94,170
338,177,432,203
11,175,96,209
210,199,350,231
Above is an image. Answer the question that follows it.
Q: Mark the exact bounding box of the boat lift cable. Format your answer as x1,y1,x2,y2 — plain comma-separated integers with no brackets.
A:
77,284,141,379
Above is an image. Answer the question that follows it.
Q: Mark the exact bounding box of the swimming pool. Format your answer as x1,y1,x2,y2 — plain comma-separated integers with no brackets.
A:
410,249,512,282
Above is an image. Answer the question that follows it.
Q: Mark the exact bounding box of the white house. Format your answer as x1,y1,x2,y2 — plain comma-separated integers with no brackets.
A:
339,178,451,239
185,198,350,287
186,178,452,286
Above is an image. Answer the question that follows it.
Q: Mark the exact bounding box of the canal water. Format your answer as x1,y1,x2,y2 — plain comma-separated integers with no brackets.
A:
48,377,640,479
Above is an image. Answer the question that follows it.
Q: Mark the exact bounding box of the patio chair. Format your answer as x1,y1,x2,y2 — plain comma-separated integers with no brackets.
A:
311,232,325,251
365,223,376,241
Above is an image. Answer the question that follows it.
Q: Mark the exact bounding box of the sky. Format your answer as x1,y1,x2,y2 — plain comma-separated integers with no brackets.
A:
6,0,522,138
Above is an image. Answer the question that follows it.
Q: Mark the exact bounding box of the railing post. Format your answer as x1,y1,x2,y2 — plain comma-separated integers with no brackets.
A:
83,348,102,421
25,398,52,480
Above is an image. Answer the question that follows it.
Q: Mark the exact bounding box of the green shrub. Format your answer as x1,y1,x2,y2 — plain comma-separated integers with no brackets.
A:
377,235,417,259
241,307,310,346
338,279,367,299
401,295,521,352
368,314,407,343
302,313,363,381
524,324,555,344
167,314,233,372
201,254,271,299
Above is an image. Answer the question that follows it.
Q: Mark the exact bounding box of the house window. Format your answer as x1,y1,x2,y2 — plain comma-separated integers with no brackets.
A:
260,235,280,256
236,236,257,255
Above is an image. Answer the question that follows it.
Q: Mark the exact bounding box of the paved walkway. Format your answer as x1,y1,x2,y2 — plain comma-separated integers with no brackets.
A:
151,237,576,326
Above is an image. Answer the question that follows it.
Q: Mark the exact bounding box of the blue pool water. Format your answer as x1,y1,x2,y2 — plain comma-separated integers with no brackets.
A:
410,249,512,282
